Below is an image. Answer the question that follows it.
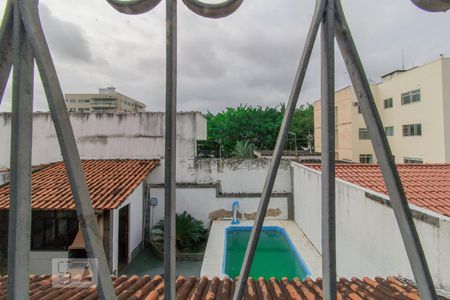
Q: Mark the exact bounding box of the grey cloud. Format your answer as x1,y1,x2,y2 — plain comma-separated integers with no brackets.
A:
1,0,449,114
39,3,93,63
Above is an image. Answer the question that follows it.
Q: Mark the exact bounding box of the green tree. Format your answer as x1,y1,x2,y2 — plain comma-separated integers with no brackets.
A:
206,105,284,156
206,104,314,157
289,104,314,148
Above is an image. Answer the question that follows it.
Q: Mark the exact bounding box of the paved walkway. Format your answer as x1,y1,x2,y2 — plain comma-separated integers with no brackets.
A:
120,248,202,277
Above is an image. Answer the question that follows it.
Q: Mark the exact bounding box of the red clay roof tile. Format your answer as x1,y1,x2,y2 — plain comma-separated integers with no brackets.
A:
0,275,446,300
0,159,159,211
304,164,450,217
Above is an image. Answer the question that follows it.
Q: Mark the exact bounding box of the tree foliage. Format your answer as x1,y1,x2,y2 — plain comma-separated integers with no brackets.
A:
206,104,314,157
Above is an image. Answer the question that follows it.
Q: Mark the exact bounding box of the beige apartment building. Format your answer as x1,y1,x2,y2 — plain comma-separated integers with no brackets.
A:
65,87,146,113
314,56,450,163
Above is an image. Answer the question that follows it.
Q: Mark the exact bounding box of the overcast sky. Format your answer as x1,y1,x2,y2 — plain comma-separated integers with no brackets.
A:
0,0,449,113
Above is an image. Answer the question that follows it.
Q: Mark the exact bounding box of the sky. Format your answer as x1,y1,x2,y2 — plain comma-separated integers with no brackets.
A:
0,0,449,113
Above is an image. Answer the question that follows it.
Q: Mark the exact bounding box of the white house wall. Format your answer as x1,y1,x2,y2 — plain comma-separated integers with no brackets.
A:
112,183,144,273
292,162,450,290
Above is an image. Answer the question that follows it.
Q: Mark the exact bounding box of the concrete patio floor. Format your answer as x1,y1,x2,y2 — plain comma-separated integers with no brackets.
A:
120,248,202,277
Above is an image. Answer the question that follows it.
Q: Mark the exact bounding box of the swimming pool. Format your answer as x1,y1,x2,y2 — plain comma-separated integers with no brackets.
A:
223,226,311,279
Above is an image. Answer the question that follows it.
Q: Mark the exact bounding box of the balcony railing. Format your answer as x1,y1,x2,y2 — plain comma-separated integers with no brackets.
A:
1,0,448,299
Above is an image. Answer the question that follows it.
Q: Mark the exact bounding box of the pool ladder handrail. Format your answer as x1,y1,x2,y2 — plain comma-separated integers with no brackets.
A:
231,201,240,225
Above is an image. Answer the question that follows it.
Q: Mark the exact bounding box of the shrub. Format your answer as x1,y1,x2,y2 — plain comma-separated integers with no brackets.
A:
151,211,207,252
233,141,255,158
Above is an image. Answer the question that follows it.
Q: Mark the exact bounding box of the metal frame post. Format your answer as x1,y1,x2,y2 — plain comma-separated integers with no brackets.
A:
0,0,13,103
7,2,34,298
232,1,326,298
334,1,437,298
321,0,337,299
17,1,116,298
164,0,177,298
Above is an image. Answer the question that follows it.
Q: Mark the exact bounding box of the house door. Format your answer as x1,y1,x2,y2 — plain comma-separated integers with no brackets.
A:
118,205,129,270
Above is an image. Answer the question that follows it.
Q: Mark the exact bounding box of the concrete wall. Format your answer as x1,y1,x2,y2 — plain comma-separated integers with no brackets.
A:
292,162,450,290
112,183,144,273
0,112,207,168
293,163,450,289
148,158,292,227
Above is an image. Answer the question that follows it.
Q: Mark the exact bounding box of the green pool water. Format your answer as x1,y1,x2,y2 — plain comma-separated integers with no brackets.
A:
224,227,310,279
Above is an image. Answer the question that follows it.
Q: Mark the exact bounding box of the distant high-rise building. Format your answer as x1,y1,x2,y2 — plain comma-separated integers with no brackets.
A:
314,56,450,163
64,87,146,113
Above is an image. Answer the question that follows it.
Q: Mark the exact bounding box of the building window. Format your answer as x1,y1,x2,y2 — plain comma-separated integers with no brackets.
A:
69,99,76,103
31,211,78,250
384,98,393,109
402,124,422,136
404,157,423,164
401,89,421,105
84,99,90,103
359,128,370,140
385,126,394,136
68,108,76,112
359,154,373,164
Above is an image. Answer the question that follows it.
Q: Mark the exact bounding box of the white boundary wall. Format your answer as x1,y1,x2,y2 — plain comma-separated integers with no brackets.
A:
0,112,207,168
148,159,292,227
292,162,450,290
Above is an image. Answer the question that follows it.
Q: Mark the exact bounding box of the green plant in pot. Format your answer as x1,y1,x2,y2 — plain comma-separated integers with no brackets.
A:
151,211,207,253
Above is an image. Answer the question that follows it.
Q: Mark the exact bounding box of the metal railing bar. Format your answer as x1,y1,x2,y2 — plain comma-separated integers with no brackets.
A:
334,0,437,299
232,1,326,299
7,2,34,299
321,0,337,299
17,1,116,298
0,0,13,104
106,0,162,15
182,0,243,18
164,0,177,299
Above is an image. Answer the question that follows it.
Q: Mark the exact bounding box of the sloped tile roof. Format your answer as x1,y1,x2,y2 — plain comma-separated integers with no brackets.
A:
0,275,442,300
305,164,450,217
0,159,159,210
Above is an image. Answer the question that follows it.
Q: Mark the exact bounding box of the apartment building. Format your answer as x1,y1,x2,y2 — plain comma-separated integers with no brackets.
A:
314,56,450,163
65,87,146,113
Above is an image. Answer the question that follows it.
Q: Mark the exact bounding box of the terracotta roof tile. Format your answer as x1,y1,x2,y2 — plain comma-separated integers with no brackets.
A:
0,275,446,300
0,159,159,210
304,164,450,217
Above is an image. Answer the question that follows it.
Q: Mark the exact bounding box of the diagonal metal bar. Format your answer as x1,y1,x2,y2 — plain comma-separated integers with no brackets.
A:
0,0,14,104
334,1,437,299
164,0,177,299
17,1,116,298
232,1,326,299
321,0,336,299
7,2,34,299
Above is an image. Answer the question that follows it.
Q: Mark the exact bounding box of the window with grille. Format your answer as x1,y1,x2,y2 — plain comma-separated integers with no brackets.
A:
359,154,373,163
384,98,393,109
31,211,79,250
404,157,423,164
359,128,370,140
402,124,422,136
401,89,421,105
385,126,394,136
